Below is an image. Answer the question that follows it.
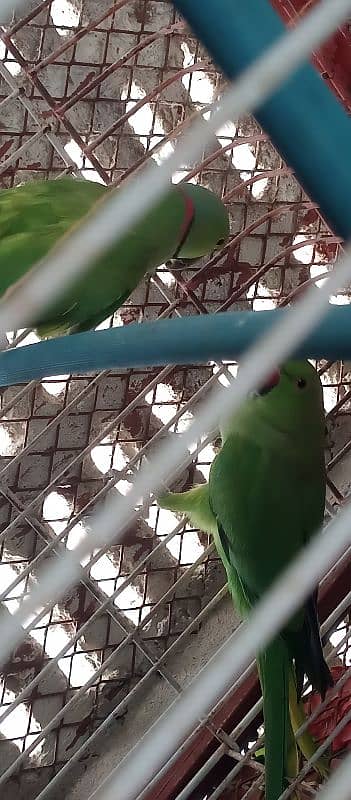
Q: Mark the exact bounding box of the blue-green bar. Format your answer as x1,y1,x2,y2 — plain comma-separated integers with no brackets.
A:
0,305,350,386
173,0,351,241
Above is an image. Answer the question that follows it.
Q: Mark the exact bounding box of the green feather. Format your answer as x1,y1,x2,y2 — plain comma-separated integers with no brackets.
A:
158,484,217,536
159,361,332,800
0,177,229,337
258,640,297,800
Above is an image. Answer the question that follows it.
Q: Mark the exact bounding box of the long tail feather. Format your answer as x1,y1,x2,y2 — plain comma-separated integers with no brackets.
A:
288,596,333,702
258,638,299,800
289,669,330,780
304,595,334,699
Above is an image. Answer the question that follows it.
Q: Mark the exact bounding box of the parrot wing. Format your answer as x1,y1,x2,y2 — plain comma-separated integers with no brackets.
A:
158,484,218,536
213,511,299,800
209,427,331,800
36,288,133,338
0,178,229,337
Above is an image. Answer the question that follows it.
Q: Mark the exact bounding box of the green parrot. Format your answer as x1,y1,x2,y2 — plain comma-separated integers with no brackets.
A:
158,360,333,800
0,177,229,337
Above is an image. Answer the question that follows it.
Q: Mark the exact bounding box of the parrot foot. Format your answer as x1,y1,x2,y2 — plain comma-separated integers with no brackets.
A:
211,728,241,757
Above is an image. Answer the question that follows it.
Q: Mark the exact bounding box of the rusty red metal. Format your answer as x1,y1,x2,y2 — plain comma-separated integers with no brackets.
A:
305,665,351,754
145,547,351,800
270,0,351,112
146,669,260,800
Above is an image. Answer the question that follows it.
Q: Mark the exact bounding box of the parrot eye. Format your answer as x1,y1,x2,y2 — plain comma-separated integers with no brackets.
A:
297,378,307,389
216,238,225,246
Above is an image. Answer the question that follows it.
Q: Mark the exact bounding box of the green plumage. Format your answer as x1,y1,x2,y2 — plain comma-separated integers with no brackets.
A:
0,177,229,337
159,360,332,800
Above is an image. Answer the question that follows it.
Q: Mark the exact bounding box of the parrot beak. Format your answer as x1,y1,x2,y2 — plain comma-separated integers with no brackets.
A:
255,368,281,396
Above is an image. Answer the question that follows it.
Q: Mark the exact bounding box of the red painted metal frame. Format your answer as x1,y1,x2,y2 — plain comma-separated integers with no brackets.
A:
143,6,351,797
144,547,351,800
270,0,351,113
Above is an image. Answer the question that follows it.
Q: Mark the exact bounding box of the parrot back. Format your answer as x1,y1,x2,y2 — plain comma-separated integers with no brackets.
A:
0,178,188,334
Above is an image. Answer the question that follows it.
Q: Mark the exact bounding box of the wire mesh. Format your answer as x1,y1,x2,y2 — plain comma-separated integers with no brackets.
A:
0,2,351,799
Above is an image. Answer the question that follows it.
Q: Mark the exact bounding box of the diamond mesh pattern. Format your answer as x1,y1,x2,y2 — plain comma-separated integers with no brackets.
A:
0,2,350,799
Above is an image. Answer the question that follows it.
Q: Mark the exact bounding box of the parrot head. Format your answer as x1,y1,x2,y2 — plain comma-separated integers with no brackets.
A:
220,360,324,444
174,183,230,259
256,359,325,437
254,368,281,396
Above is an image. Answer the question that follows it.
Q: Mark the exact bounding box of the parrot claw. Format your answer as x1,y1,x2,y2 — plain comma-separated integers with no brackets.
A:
212,728,241,756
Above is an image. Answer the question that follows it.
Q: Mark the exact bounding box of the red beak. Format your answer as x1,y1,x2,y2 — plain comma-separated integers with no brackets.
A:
257,368,281,396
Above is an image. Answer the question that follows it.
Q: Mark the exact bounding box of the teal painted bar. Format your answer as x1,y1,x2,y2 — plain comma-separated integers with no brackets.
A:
0,305,350,386
173,0,351,241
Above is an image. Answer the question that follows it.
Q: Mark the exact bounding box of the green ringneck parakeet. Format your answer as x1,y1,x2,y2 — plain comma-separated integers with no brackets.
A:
159,360,333,800
0,177,229,337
